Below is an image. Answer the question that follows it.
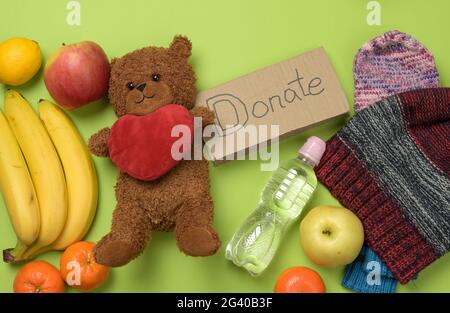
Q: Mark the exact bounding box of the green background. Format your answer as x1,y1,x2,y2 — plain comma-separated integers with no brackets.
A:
1,0,449,292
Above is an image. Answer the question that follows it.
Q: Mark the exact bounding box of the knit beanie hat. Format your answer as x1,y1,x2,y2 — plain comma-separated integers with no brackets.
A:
316,87,450,284
353,30,439,111
341,30,438,290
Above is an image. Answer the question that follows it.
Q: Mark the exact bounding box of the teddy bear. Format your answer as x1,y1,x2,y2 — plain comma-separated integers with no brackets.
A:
88,36,221,267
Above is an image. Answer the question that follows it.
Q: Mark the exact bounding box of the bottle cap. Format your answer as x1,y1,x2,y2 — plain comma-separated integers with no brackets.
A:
298,136,326,167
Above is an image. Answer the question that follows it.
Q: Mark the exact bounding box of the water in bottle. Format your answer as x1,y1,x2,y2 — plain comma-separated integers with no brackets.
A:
225,136,326,275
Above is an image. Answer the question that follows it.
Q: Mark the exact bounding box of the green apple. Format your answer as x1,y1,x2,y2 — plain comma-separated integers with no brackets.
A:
300,205,364,267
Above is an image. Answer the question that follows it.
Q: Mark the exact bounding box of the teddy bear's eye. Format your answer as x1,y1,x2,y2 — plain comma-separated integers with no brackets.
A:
152,74,160,82
127,82,135,90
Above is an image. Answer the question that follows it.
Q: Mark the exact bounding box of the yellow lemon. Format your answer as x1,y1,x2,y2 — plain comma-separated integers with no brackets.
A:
0,37,42,86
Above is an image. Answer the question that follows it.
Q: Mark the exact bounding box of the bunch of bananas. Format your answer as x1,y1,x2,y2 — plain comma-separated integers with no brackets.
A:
0,90,98,263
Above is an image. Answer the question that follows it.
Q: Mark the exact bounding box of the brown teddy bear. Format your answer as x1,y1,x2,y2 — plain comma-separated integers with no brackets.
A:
88,36,221,267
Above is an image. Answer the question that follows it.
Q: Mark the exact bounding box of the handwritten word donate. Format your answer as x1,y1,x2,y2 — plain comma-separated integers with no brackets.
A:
206,69,324,136
195,48,349,164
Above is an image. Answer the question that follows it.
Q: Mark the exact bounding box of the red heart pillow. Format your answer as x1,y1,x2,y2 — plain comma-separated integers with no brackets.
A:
108,104,194,181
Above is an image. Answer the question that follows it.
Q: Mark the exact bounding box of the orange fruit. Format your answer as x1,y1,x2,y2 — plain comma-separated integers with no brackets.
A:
13,261,65,293
274,266,325,293
60,241,110,290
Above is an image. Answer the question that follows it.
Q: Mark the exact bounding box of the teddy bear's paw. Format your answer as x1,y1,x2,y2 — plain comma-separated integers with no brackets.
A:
94,238,137,267
177,225,221,257
88,127,111,157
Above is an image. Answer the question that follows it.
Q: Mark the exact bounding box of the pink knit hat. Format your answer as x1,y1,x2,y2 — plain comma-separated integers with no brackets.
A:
353,30,439,111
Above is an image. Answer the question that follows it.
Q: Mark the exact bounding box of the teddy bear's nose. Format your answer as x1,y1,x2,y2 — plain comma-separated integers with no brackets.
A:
137,83,146,92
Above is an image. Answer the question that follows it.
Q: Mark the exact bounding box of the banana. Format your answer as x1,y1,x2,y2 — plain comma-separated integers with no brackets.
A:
3,90,67,261
0,111,40,262
38,100,98,251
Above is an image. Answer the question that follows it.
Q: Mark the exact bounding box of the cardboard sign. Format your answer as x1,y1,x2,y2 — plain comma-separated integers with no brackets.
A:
196,47,349,164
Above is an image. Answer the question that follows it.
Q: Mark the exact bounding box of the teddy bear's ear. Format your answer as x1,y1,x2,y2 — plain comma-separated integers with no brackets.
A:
110,57,118,69
169,35,192,59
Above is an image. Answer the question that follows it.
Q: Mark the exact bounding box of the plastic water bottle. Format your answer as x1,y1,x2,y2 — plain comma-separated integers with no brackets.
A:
225,136,326,275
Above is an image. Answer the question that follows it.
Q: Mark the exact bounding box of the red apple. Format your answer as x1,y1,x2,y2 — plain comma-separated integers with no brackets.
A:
44,41,110,110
